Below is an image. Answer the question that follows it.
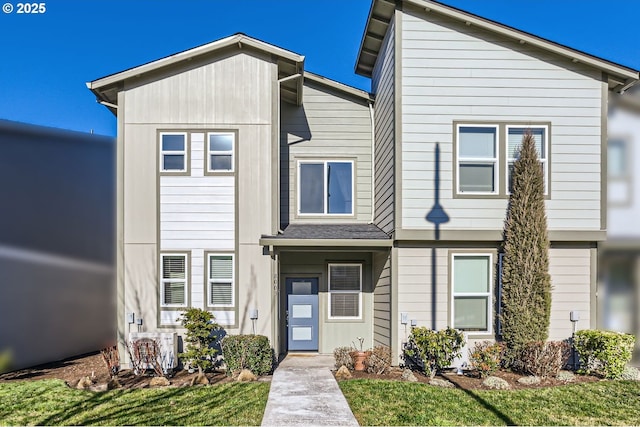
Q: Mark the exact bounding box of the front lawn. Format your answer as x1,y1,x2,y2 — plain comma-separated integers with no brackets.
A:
0,380,269,426
340,379,640,426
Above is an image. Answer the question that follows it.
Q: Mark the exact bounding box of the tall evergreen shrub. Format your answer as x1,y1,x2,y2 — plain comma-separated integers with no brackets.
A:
500,131,552,363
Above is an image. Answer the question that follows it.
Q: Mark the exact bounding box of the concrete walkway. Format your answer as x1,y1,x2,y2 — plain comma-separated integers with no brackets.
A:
261,354,359,426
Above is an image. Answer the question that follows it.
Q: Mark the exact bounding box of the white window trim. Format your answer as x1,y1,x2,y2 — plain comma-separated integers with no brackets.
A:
207,132,235,172
159,132,188,173
297,160,355,216
207,253,235,308
450,253,493,335
505,125,549,196
328,263,362,320
456,124,499,195
160,253,188,308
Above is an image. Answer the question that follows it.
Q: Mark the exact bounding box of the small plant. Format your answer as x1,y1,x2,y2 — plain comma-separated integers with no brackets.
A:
221,335,273,377
333,346,355,370
365,345,392,375
403,327,465,379
100,345,120,378
352,337,365,352
574,330,636,379
519,341,570,378
178,308,220,375
469,341,503,378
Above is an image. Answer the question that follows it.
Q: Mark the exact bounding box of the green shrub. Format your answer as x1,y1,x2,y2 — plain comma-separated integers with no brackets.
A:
500,131,552,360
333,346,355,370
365,345,392,374
519,341,570,378
469,341,503,378
574,330,636,379
178,308,220,374
403,327,465,378
221,335,273,377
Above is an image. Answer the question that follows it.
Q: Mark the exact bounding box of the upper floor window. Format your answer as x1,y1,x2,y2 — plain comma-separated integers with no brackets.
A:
160,133,187,172
328,263,362,319
298,160,353,215
457,125,498,194
451,254,492,333
507,126,548,195
207,132,234,172
160,254,188,307
608,138,629,179
455,122,550,197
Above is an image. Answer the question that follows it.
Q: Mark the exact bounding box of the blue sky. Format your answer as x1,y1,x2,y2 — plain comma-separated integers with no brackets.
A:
0,0,638,137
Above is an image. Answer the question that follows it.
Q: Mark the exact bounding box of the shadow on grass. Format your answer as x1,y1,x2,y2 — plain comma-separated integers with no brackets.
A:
444,374,516,426
38,381,267,426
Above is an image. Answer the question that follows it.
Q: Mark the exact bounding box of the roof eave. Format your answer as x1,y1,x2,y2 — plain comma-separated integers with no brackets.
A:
355,0,640,84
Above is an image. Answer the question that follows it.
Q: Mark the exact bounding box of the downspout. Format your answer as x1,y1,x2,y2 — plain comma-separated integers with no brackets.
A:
368,101,376,224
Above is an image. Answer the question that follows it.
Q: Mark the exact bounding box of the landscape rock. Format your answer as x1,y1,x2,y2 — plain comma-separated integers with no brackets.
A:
88,383,108,392
482,376,511,390
76,376,93,390
402,369,418,382
620,366,640,381
237,369,257,382
190,373,210,386
429,378,454,388
556,370,575,382
335,365,352,380
517,376,541,385
150,376,171,387
107,378,121,390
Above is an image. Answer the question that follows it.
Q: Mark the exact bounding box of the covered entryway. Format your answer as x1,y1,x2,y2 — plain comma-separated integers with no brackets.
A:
286,278,319,351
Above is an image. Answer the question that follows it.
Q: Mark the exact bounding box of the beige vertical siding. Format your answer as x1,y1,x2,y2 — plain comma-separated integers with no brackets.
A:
372,18,396,234
373,251,392,347
280,81,373,224
120,51,275,346
400,8,603,232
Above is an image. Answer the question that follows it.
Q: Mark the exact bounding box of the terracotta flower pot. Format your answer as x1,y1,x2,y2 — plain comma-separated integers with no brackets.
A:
350,351,368,371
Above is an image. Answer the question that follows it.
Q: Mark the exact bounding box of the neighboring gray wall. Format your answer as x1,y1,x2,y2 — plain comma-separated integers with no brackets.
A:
0,120,115,371
400,6,603,232
372,17,396,235
280,80,373,225
373,250,392,347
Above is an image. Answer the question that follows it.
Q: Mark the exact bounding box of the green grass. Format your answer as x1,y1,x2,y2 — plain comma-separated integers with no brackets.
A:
0,380,269,426
340,379,640,426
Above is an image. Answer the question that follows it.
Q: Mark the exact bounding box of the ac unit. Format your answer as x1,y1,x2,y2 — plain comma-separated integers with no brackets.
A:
128,332,178,374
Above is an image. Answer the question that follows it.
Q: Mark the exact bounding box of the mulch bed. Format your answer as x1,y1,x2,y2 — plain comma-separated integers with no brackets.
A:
0,352,238,389
337,366,601,390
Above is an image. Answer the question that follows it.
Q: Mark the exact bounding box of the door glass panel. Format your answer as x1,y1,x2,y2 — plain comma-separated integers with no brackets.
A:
292,281,312,295
292,304,312,318
292,326,312,341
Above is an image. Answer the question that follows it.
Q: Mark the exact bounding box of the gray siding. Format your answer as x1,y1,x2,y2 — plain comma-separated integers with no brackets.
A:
280,81,373,225
373,251,392,347
400,8,603,232
372,18,395,235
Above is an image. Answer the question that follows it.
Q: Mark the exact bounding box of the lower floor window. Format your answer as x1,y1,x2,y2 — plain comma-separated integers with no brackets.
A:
452,254,492,332
328,264,362,318
161,254,187,307
208,254,234,307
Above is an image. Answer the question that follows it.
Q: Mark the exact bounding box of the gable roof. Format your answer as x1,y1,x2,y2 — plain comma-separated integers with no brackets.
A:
87,33,306,111
356,0,639,91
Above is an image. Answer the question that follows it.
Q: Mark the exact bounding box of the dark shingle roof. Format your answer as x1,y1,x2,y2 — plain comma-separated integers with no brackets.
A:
267,224,390,240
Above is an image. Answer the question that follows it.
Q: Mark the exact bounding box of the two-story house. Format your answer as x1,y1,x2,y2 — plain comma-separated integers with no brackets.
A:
88,0,639,366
